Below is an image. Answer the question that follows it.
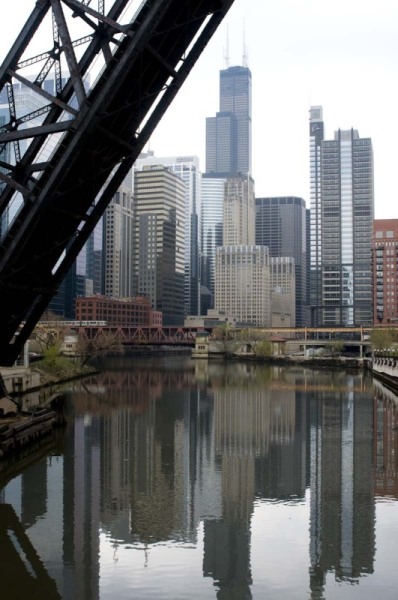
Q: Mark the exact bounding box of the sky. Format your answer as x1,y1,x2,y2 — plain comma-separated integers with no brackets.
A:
1,0,398,218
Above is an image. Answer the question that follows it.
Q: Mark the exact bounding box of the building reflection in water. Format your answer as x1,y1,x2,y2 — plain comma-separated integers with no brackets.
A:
373,379,398,499
1,357,397,599
308,372,375,600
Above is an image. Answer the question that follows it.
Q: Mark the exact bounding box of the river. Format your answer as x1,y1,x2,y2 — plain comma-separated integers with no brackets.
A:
1,355,398,599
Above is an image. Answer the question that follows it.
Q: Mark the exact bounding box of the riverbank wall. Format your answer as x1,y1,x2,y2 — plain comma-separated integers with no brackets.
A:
371,356,398,394
0,362,95,459
0,398,65,459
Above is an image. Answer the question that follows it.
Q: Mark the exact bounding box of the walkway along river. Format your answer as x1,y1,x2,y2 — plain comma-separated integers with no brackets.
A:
0,355,398,599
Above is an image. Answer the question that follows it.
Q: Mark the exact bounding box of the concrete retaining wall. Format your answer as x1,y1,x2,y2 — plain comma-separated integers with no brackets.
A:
0,367,41,395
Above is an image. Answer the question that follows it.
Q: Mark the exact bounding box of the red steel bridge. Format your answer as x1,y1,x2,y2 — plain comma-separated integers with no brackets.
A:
77,324,198,346
0,0,235,365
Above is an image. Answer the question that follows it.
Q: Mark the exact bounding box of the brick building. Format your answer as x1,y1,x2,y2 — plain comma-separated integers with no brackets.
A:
75,296,162,327
372,219,398,326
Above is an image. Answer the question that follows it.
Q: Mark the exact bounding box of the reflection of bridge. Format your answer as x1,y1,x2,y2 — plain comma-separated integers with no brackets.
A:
0,0,235,365
0,504,60,598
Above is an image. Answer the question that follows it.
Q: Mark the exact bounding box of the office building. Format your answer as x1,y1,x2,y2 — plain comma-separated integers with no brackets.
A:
256,196,307,326
201,175,226,300
133,165,185,325
103,182,134,298
309,106,324,325
214,174,270,326
215,245,271,326
206,65,252,177
270,257,296,327
223,176,255,246
372,219,398,326
135,154,202,315
309,107,374,326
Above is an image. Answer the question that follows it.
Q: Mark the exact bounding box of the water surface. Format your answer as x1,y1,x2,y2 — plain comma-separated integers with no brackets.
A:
1,356,398,599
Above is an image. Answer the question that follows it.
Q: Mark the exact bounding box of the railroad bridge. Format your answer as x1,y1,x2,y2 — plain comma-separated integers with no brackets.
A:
0,0,235,365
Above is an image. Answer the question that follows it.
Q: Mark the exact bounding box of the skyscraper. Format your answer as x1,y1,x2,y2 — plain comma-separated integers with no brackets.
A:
103,181,134,298
309,106,324,327
215,175,271,327
206,66,252,177
133,165,185,325
223,176,255,246
256,196,307,327
309,107,374,327
203,63,253,311
270,257,296,327
135,154,202,316
201,174,225,299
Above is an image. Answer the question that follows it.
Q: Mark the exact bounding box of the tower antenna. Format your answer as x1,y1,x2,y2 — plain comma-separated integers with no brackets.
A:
242,21,249,67
224,24,230,68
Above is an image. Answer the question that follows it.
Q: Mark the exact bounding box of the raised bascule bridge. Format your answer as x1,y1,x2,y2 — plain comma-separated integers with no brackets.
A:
0,0,235,366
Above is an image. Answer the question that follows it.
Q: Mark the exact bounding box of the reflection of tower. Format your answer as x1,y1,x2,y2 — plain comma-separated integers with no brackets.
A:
129,387,195,544
21,460,47,527
202,365,310,599
203,383,265,599
255,385,307,499
308,381,375,599
63,409,101,600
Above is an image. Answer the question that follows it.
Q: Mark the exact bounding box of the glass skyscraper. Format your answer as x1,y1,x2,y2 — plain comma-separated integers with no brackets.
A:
206,66,252,177
309,107,374,327
201,175,225,298
255,196,308,327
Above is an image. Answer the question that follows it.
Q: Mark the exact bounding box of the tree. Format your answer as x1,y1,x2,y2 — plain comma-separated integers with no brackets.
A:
330,340,344,357
76,331,124,365
370,328,397,352
212,323,233,341
254,339,272,358
32,311,68,355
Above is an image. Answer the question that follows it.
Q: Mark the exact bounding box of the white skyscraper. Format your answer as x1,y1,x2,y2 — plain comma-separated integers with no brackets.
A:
103,181,134,298
215,174,270,325
135,154,201,315
133,165,185,325
223,176,255,246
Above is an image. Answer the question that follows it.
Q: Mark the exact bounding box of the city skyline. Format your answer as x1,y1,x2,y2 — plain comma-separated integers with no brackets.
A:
1,2,397,219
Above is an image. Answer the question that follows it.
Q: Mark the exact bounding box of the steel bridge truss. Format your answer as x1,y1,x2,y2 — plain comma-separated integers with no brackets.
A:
79,325,197,345
0,0,235,365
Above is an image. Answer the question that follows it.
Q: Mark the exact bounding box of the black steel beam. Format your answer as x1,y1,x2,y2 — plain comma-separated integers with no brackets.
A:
0,0,236,365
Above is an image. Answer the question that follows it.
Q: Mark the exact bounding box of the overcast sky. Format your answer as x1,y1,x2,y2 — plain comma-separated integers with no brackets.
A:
2,0,398,218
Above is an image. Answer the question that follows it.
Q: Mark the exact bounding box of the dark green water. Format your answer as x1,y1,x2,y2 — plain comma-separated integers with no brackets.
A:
1,356,398,599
